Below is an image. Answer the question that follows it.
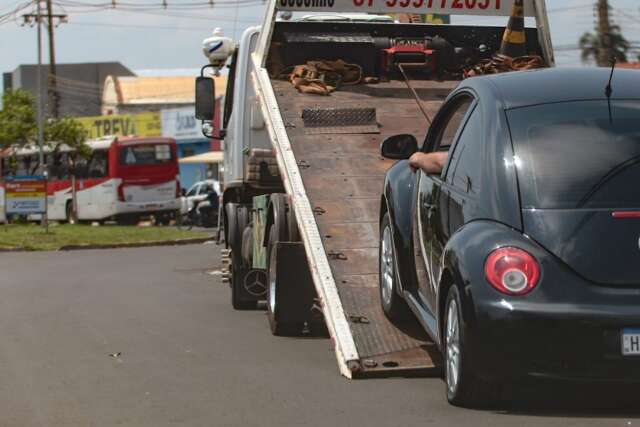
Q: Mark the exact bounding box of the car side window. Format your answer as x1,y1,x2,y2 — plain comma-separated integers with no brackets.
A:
435,96,474,152
448,108,483,194
187,185,199,197
200,184,213,195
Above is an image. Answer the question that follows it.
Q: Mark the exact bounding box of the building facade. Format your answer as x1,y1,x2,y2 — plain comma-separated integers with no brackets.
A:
2,62,134,117
162,106,213,191
101,75,226,116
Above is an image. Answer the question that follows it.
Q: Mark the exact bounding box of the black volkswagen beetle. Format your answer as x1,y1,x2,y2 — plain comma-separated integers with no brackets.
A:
379,67,640,407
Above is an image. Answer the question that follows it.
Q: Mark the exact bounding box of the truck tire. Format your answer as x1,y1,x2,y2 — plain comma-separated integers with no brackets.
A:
269,194,289,243
266,227,304,336
228,204,258,310
286,197,300,243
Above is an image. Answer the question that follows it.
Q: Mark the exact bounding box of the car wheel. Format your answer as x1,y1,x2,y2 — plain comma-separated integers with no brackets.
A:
444,286,499,408
379,212,410,320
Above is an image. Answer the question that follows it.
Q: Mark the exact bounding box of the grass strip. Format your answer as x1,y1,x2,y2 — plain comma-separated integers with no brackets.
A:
0,224,211,251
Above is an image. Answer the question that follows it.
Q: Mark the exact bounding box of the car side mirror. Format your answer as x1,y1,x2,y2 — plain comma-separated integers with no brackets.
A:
195,77,215,120
381,134,418,160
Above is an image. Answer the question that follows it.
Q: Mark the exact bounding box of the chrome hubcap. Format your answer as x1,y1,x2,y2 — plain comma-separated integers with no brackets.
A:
380,226,394,307
446,299,461,394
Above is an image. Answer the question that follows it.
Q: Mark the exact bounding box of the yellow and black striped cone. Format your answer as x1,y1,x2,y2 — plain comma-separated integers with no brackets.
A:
500,0,526,58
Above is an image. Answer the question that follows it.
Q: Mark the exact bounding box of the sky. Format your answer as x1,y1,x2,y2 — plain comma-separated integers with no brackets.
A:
1,0,640,82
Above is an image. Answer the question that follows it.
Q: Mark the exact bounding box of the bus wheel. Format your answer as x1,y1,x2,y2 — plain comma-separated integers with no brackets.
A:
118,215,139,226
65,201,77,225
155,213,172,226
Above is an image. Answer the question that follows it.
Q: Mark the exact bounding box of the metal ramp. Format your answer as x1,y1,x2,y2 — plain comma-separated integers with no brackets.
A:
270,79,457,377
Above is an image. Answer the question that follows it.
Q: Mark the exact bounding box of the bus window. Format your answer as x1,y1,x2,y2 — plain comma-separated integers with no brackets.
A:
16,156,29,176
75,156,89,179
27,155,39,175
5,157,18,176
87,150,109,178
120,144,174,166
50,152,69,181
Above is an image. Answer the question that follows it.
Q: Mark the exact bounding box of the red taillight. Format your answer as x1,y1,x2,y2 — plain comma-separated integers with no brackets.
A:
117,183,126,202
612,211,640,219
485,247,540,296
175,180,181,198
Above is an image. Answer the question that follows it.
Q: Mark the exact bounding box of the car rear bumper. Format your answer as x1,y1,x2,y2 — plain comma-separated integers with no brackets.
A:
469,295,640,383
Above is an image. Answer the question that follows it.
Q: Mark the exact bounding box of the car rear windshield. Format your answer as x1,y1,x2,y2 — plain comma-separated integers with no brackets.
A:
507,100,640,209
120,144,174,166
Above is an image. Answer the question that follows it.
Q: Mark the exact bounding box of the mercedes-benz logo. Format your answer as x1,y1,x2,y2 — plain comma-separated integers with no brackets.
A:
244,269,267,296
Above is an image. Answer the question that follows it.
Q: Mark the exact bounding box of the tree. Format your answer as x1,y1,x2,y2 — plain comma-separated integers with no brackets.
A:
45,117,89,222
580,25,630,65
0,88,89,224
0,90,37,148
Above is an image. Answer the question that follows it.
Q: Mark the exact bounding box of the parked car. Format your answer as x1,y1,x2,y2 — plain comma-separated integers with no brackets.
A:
379,67,640,407
181,179,221,214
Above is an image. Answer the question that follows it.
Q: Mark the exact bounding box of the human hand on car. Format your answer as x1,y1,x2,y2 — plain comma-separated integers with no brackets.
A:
409,152,448,175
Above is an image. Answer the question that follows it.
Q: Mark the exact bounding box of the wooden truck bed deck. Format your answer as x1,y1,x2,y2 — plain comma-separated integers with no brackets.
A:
271,78,458,377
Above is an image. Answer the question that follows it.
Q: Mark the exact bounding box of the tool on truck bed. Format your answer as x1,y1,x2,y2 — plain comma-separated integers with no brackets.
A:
288,59,363,95
465,0,547,77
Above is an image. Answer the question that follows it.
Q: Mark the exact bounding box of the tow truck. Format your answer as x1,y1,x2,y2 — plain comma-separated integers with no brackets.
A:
195,0,554,379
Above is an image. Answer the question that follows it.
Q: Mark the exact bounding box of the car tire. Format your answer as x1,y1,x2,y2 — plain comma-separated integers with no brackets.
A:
266,227,303,336
379,212,410,320
444,286,500,408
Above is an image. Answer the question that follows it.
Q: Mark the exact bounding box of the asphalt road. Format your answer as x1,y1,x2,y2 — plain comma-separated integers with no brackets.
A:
0,244,638,427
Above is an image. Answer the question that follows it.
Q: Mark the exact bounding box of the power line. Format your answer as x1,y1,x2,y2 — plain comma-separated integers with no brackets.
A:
22,1,68,117
548,5,592,14
65,19,250,30
0,0,35,25
53,0,265,10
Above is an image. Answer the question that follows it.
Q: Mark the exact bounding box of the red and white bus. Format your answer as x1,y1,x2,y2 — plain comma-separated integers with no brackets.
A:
0,136,181,224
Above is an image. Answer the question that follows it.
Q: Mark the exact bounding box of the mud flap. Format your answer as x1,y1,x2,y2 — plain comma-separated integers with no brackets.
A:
274,242,318,325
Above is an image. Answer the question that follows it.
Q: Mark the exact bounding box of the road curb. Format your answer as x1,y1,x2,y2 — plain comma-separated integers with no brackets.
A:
0,237,215,253
59,237,215,251
0,247,33,253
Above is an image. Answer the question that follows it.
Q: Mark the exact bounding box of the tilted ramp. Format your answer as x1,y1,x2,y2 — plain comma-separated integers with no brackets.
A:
266,78,458,377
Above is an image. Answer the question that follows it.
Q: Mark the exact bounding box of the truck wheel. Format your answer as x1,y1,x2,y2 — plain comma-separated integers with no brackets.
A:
266,227,303,336
379,213,410,320
228,204,257,310
285,197,300,243
444,286,500,408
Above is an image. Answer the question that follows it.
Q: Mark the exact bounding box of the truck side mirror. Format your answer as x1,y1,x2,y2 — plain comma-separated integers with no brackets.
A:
381,134,418,160
195,77,215,120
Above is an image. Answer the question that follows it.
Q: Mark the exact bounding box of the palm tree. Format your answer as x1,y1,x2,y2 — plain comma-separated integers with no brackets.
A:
580,25,630,66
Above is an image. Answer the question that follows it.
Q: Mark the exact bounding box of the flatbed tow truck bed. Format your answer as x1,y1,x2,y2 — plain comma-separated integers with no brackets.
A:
271,78,458,377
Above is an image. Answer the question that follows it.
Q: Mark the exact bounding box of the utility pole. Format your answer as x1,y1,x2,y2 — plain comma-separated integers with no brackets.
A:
597,0,611,67
35,1,44,171
46,0,58,118
22,4,67,118
37,0,49,231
